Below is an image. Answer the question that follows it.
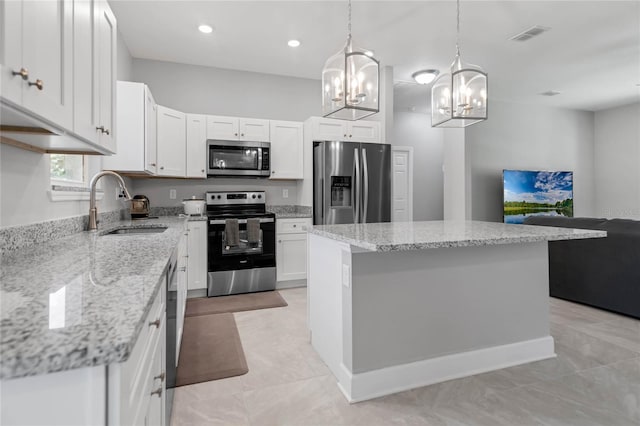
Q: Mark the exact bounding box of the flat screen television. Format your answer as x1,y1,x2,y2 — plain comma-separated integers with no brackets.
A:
503,170,574,224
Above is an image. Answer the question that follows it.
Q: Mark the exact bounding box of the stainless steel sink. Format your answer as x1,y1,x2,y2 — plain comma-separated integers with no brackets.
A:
105,226,168,235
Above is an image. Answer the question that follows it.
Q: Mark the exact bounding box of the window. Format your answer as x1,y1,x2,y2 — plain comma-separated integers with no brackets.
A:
50,154,87,187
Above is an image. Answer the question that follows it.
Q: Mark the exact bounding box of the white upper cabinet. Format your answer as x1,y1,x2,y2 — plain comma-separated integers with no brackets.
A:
103,82,156,173
269,120,303,180
1,0,74,129
95,0,117,152
206,115,269,142
307,117,381,143
156,105,186,177
186,114,207,178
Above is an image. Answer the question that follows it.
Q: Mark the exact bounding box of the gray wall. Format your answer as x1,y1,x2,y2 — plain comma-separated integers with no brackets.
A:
392,111,444,220
594,102,640,219
0,34,135,227
465,101,596,222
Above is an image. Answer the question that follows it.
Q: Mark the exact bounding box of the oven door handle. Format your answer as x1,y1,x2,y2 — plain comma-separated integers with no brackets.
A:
209,218,275,225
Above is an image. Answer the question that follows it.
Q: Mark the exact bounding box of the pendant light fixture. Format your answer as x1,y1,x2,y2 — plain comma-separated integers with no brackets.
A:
431,0,488,127
322,0,380,120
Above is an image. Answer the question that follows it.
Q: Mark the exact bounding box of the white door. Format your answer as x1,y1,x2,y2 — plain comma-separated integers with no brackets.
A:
21,0,73,129
186,114,207,178
269,120,303,179
72,0,99,144
157,105,186,177
277,234,308,281
187,221,207,290
239,118,270,141
0,0,23,105
349,121,380,143
206,115,239,140
95,0,116,152
311,117,347,140
144,86,157,174
392,146,413,222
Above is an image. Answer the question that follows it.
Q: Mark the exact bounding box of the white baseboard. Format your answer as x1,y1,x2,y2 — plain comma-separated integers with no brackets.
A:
338,336,555,403
276,279,307,289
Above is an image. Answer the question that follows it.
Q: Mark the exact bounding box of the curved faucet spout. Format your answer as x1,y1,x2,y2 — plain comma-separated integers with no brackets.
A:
88,171,132,231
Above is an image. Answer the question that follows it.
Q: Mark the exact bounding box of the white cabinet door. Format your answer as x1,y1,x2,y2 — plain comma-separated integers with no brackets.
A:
187,221,208,291
277,233,308,281
186,114,207,178
95,0,117,152
72,0,99,144
144,86,157,174
157,105,186,177
239,118,270,142
21,0,73,129
348,121,380,143
269,120,303,179
176,231,188,362
206,115,239,140
0,0,23,105
310,117,348,141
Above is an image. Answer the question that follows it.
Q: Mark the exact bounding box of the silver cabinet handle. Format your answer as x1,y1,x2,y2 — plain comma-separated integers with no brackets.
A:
343,134,347,137
12,68,28,80
96,126,105,133
179,267,186,272
349,134,352,138
241,133,244,137
154,372,165,382
151,387,162,397
150,163,156,167
201,169,205,173
160,166,164,170
104,128,110,135
28,79,43,90
149,318,160,328
234,133,238,136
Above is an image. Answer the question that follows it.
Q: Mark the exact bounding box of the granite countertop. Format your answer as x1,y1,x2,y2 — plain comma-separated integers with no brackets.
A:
0,217,187,380
267,205,312,219
308,220,607,252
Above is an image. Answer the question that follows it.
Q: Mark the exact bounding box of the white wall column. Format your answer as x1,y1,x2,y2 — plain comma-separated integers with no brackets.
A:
443,128,471,220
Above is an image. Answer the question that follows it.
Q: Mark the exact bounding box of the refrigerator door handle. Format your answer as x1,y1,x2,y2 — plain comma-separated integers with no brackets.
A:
353,148,360,223
362,148,369,223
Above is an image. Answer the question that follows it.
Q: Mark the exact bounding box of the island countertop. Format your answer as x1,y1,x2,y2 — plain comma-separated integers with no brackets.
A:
0,217,187,380
308,220,607,252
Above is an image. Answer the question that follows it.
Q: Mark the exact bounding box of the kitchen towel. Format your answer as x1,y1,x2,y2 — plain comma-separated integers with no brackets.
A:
247,218,261,244
225,219,239,247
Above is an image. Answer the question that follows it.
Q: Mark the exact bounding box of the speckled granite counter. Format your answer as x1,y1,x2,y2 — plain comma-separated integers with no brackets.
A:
0,217,187,380
308,220,606,252
267,205,312,219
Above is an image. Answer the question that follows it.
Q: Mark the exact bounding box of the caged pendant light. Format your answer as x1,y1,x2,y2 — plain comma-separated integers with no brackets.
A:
322,0,380,121
431,0,488,128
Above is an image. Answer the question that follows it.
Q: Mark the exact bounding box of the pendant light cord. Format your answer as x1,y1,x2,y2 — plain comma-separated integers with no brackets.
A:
347,0,352,45
456,0,461,56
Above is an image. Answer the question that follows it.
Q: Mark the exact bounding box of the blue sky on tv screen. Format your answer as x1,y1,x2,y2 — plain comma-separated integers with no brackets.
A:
504,170,573,204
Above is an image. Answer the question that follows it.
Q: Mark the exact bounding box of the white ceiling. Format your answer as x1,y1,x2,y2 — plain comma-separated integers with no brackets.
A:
111,0,640,112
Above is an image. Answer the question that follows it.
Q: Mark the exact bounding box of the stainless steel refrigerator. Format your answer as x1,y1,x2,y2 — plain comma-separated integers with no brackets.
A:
313,141,391,225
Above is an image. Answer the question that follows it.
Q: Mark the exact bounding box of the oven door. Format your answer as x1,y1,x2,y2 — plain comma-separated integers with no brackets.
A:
207,140,270,177
207,217,276,296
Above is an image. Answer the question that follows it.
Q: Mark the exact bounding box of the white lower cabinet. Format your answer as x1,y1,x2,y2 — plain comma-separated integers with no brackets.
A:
187,221,208,291
176,228,188,362
276,218,311,282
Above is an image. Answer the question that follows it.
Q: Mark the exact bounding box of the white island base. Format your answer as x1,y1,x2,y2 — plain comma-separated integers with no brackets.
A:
308,234,557,403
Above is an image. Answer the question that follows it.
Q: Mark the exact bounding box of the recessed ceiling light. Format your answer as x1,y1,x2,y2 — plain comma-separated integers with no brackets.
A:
412,69,440,85
288,39,301,48
198,25,213,34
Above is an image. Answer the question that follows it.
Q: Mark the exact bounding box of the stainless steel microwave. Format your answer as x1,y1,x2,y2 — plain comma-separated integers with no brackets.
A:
207,140,271,177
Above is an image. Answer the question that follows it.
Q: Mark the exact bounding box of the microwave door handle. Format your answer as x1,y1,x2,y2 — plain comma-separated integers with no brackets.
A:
257,148,262,170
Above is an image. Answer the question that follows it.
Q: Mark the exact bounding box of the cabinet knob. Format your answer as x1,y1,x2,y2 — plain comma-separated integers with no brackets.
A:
149,318,160,328
278,240,282,243
104,128,110,135
28,79,44,91
179,266,186,272
241,133,244,137
160,166,165,170
12,67,29,80
234,133,238,136
349,134,352,138
154,372,166,382
151,387,163,397
343,134,347,137
96,126,105,133
201,169,205,173
271,171,275,174
150,163,156,167
293,224,297,227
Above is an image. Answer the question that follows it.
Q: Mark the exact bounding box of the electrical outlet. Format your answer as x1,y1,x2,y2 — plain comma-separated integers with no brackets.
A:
283,189,289,199
169,189,177,200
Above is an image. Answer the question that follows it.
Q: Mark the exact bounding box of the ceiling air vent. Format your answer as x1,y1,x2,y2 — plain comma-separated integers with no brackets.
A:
509,25,551,42
540,90,561,97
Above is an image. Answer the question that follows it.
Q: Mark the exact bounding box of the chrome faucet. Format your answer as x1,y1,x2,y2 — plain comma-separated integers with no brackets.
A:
88,171,132,231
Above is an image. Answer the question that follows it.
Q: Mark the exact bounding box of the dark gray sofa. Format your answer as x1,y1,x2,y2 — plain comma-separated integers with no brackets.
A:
523,216,640,319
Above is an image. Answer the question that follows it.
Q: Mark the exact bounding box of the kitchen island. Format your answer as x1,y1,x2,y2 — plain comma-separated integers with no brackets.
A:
307,220,606,402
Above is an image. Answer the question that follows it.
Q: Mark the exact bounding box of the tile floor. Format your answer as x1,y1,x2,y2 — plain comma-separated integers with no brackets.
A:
171,287,640,426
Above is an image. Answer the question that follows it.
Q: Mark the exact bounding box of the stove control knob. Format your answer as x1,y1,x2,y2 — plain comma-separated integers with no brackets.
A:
217,195,221,199
252,194,256,199
258,195,262,199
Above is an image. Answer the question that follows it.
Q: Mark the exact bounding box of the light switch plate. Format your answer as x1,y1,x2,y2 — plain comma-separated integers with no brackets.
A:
169,189,177,200
283,189,289,199
342,264,350,288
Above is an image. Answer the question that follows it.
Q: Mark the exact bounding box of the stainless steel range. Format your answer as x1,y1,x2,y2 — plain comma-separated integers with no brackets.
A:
206,191,276,297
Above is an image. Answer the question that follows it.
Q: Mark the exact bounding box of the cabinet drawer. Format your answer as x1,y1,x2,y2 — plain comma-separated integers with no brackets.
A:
277,218,312,234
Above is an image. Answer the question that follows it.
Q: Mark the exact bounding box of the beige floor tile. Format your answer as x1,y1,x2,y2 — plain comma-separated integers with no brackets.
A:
569,316,640,354
171,392,249,426
549,297,629,327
